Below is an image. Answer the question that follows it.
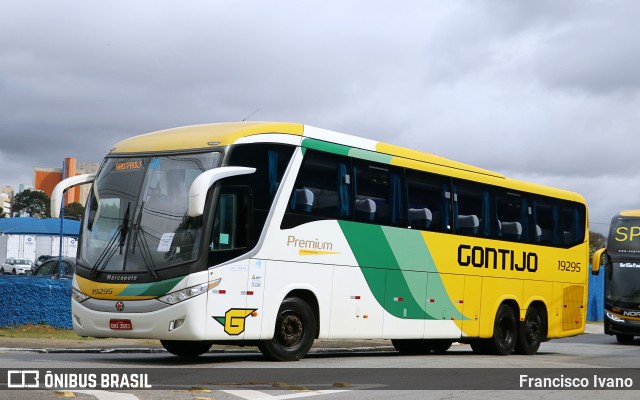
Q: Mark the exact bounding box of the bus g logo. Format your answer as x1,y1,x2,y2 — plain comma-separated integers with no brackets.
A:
213,308,256,335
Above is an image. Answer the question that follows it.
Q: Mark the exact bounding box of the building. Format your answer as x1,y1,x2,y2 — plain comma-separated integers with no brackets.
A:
34,157,99,207
0,217,80,263
1,187,12,217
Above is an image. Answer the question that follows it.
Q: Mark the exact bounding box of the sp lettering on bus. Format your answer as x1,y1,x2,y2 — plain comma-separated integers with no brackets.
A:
458,244,538,272
614,226,640,242
213,308,256,336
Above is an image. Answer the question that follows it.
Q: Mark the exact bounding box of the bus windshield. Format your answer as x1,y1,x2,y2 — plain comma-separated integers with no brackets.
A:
608,217,640,256
606,261,640,305
79,152,222,277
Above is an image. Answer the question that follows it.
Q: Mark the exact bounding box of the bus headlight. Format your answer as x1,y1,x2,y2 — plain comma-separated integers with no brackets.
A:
606,312,625,323
158,283,209,305
72,287,90,303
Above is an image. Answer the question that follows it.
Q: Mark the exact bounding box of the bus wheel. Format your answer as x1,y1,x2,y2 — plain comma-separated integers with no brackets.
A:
470,340,491,354
258,297,316,361
616,334,634,343
487,304,517,355
428,340,452,354
160,340,213,358
391,339,431,354
514,306,543,355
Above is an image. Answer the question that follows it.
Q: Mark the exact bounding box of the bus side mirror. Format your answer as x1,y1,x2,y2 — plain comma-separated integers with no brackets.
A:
188,166,256,217
51,173,96,218
592,248,606,276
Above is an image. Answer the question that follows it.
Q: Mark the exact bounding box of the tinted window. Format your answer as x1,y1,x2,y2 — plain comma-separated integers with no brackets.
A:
406,170,450,232
454,180,490,237
282,150,351,228
353,160,405,226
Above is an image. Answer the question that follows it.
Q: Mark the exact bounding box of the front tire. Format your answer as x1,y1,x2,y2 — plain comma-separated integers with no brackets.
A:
258,297,316,361
616,334,634,344
160,340,213,358
514,306,544,355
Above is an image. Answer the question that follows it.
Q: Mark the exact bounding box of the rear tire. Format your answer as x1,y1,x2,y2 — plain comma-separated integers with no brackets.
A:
486,304,517,355
258,297,316,361
514,306,544,355
470,339,491,354
160,340,213,358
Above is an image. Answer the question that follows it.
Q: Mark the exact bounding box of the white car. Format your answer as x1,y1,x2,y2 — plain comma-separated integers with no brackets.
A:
1,258,33,275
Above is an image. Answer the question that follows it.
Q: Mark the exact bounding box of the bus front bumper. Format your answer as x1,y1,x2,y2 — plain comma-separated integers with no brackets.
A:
71,295,208,341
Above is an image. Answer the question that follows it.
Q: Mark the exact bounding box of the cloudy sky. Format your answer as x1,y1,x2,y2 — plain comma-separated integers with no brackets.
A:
1,0,639,234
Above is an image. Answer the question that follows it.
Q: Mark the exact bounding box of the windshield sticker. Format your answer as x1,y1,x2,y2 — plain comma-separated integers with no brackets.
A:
157,233,175,252
115,160,143,171
219,233,230,245
149,158,160,170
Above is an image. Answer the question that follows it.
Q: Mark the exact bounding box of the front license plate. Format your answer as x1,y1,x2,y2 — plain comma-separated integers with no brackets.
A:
110,319,132,330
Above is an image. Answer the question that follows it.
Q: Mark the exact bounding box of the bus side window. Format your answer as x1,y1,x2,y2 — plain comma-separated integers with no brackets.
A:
495,191,533,242
406,170,446,232
282,150,351,229
559,204,585,246
352,160,405,227
453,180,487,237
533,200,554,245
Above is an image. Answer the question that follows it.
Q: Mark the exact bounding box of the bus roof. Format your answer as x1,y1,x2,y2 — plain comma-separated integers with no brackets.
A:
110,121,498,175
109,122,585,203
619,210,640,217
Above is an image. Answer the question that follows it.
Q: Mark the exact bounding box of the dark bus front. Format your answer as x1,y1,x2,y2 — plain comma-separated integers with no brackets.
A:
595,214,640,342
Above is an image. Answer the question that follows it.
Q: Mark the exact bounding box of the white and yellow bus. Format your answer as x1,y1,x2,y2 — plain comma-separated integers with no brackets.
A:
52,122,588,360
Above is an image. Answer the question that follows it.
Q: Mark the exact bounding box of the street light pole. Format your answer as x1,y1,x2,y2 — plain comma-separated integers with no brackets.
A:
58,160,65,278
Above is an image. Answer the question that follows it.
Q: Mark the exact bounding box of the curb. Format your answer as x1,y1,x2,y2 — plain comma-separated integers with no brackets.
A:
0,345,396,354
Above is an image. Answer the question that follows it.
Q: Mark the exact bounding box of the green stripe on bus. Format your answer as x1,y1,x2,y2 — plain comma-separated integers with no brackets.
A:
339,221,467,320
301,138,351,156
348,148,393,164
338,221,430,319
301,138,393,165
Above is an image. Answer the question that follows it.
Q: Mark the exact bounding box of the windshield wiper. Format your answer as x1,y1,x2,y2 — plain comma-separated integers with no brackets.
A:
131,201,144,255
132,226,159,279
89,204,130,278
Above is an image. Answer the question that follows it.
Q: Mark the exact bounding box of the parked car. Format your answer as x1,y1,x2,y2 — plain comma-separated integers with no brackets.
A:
31,257,75,279
34,255,54,267
1,258,34,275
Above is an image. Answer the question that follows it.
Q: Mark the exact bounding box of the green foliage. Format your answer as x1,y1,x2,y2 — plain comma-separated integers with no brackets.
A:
63,202,85,220
12,189,50,218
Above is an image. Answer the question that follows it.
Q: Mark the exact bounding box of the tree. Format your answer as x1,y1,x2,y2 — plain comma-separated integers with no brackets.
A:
589,230,607,260
64,202,85,220
12,189,50,218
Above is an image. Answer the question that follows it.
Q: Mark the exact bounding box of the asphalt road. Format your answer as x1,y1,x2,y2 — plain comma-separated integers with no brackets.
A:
2,328,640,399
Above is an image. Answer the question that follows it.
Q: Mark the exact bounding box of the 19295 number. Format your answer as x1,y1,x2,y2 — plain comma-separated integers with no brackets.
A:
558,261,581,272
92,288,113,295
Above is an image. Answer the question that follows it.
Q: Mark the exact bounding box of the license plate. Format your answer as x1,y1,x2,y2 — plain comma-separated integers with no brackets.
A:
110,319,132,330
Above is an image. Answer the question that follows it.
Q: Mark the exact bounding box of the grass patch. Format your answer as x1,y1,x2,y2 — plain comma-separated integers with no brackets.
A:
0,324,93,340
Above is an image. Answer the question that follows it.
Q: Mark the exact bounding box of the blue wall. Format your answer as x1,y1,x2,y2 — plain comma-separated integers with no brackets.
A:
587,266,605,321
0,276,72,328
